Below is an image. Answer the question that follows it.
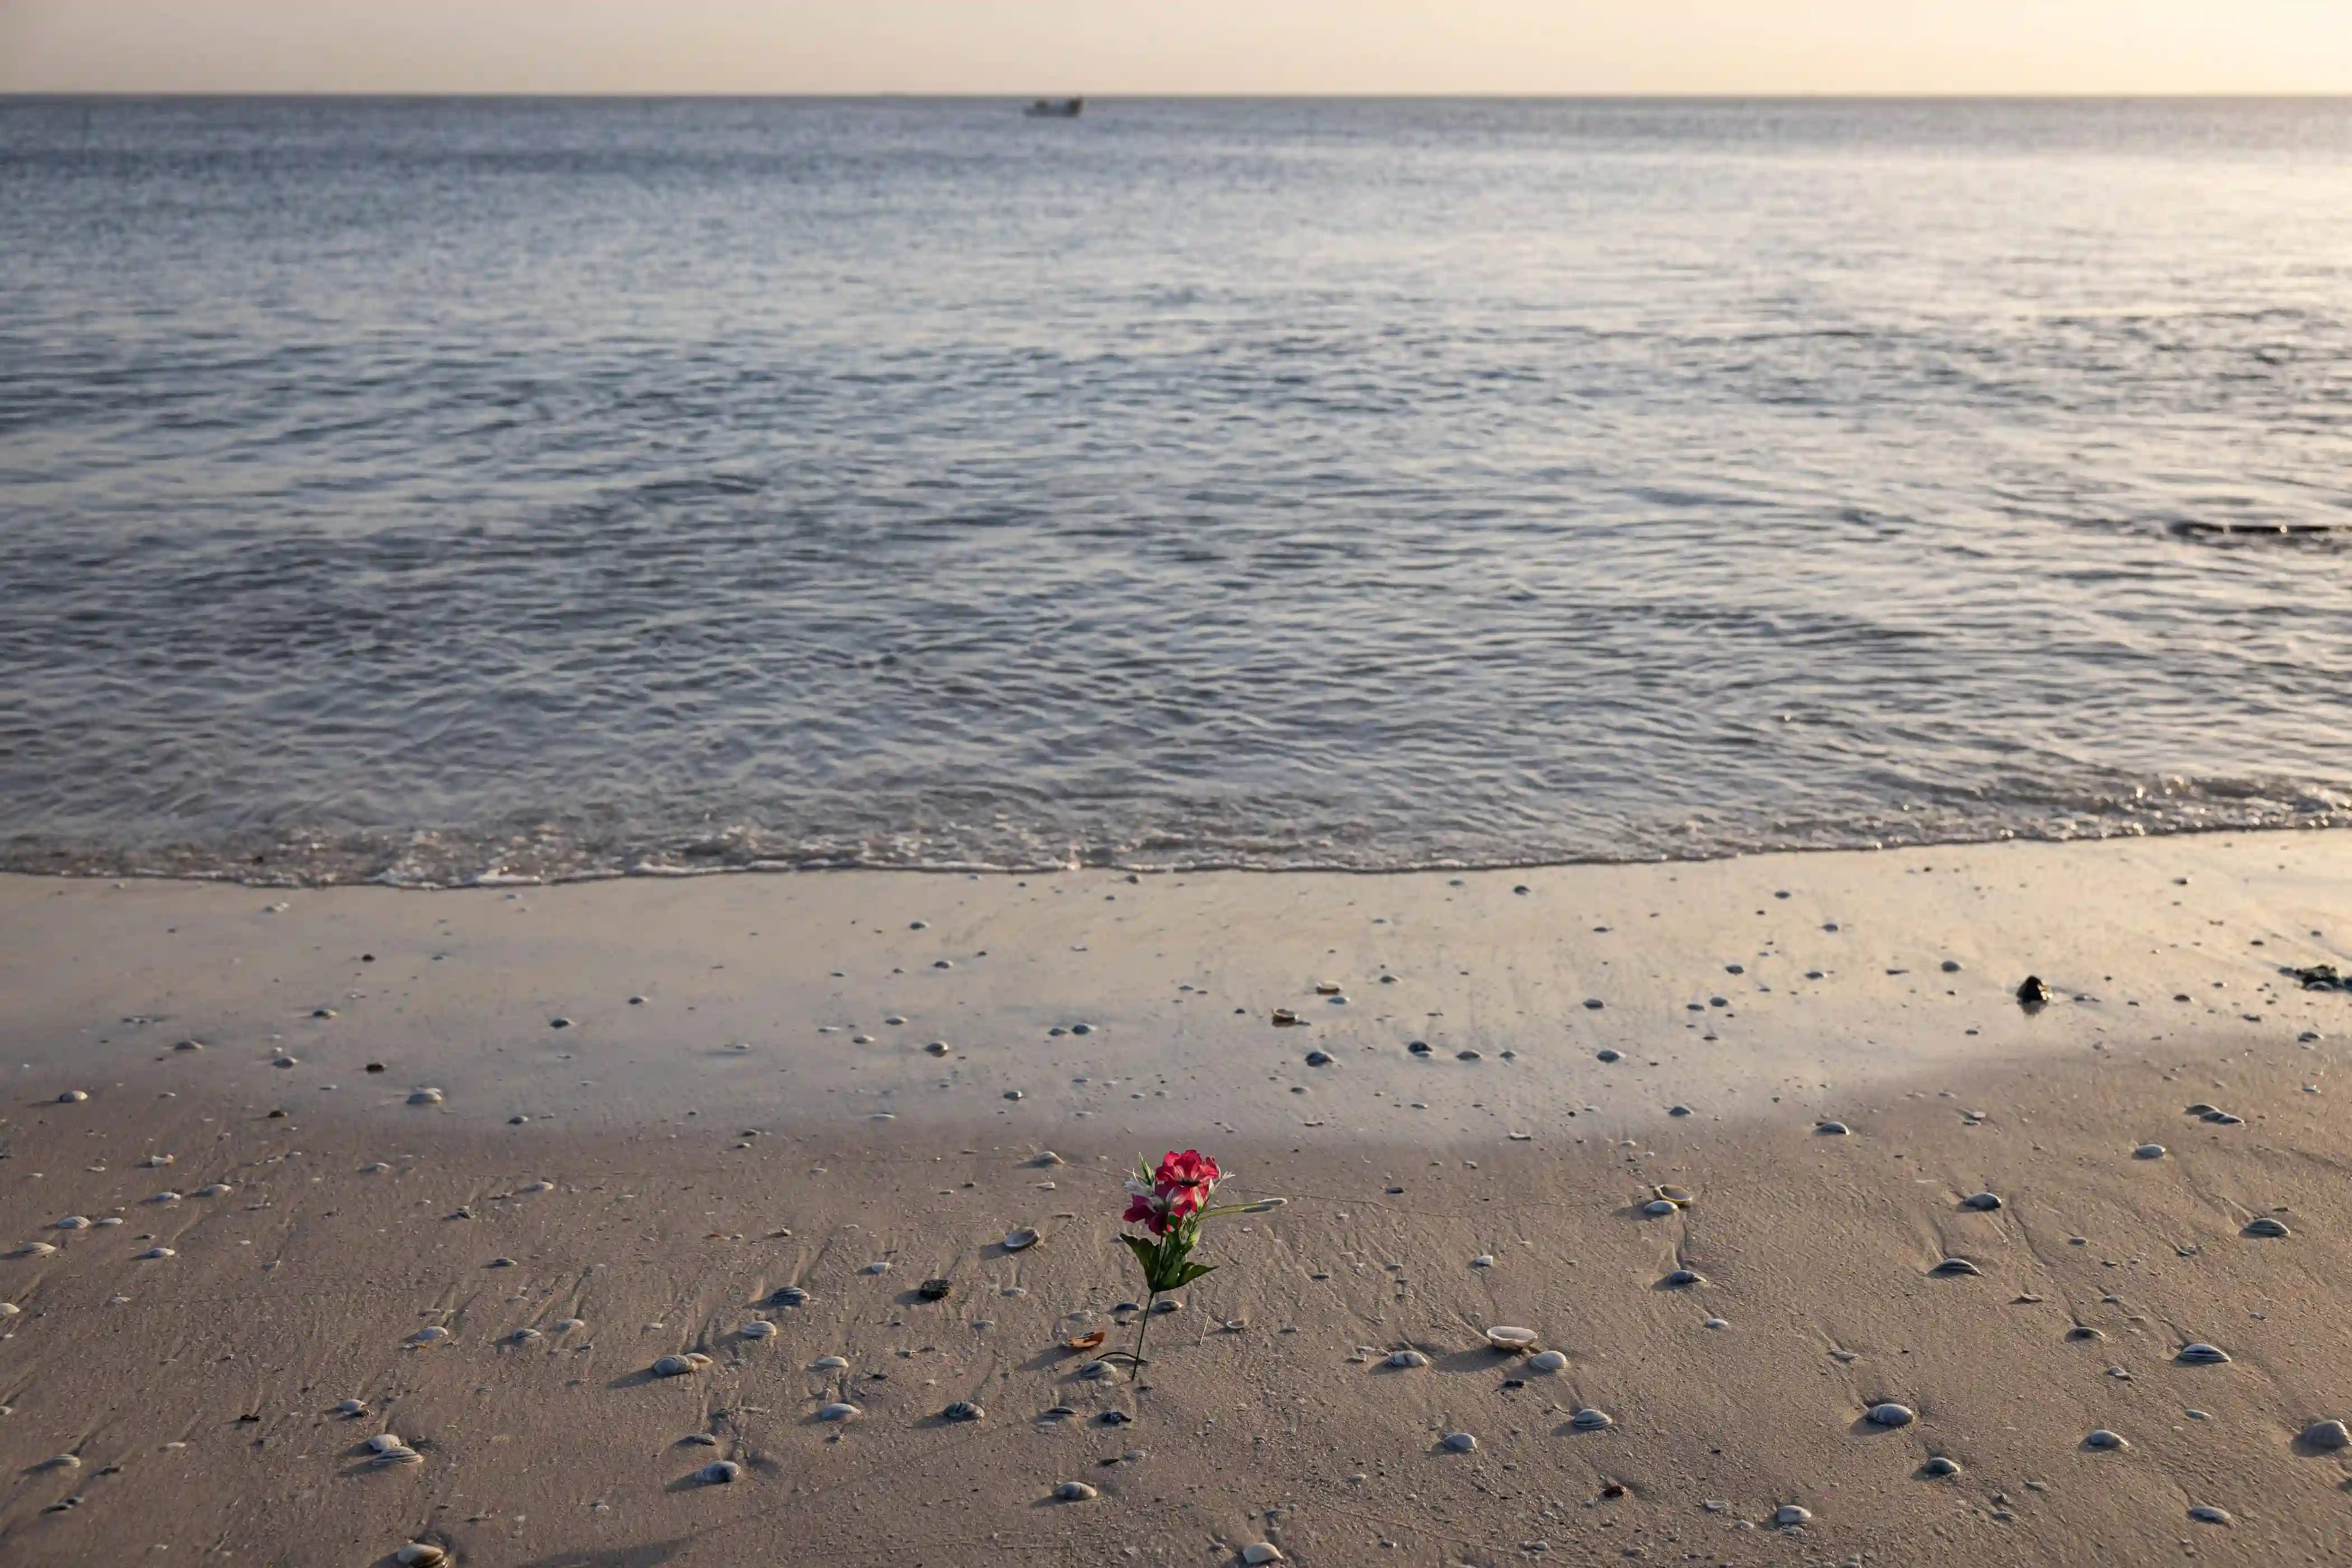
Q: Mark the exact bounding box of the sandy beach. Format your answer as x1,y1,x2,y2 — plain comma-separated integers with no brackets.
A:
2,830,2349,1565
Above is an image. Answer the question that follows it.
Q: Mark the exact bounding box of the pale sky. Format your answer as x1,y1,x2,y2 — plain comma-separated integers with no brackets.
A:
3,1,2349,96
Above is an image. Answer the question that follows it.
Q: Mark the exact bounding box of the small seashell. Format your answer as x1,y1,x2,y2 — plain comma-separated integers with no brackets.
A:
652,1354,702,1377
1961,1192,2002,1211
395,1546,446,1567
508,1327,542,1343
1653,1185,1695,1206
487,1257,516,1268
41,1453,81,1469
697,1459,741,1485
2083,1428,2129,1450
1814,1120,1849,1136
811,1355,850,1371
739,1320,776,1339
143,1154,175,1168
556,1318,585,1332
1078,1360,1116,1380
1485,1326,1539,1351
2187,1505,2231,1525
2183,1103,2218,1116
862,1260,892,1275
1054,1481,1098,1501
817,1402,860,1422
1002,1227,1041,1251
2243,1217,2290,1238
272,1054,299,1067
1774,1505,1812,1527
2067,1326,2106,1342
942,1400,985,1421
2301,1419,2350,1451
56,1215,91,1230
151,1191,182,1204
1385,1348,1429,1368
10,1242,58,1258
1470,1254,1495,1268
58,1090,88,1104
1867,1403,1916,1427
2132,1143,2166,1160
771,1285,811,1306
1929,1257,1982,1277
409,1326,450,1344
407,1088,444,1106
2203,1110,2243,1125
1642,1199,1678,1217
1271,1010,1300,1027
372,1445,423,1467
335,1399,367,1416
1528,1350,1569,1373
366,1433,405,1454
1660,1268,1705,1288
2177,1342,2230,1365
198,1183,233,1196
1441,1431,1478,1452
1570,1407,1613,1431
95,1216,123,1227
1242,1546,1286,1566
138,1247,175,1259
520,1180,556,1194
1920,1456,1961,1477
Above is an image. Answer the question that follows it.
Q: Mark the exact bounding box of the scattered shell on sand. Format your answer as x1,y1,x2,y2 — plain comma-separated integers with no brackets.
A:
1653,1185,1695,1206
811,1355,850,1371
1242,1546,1286,1566
1961,1192,2003,1211
138,1247,175,1259
365,1433,405,1454
1470,1254,1496,1268
1773,1505,1812,1527
1054,1481,1098,1501
2132,1144,2166,1160
861,1261,892,1275
697,1460,741,1485
1595,1048,1622,1062
771,1285,811,1307
817,1402,860,1422
739,1320,776,1340
1570,1407,1613,1431
142,1154,175,1168
1078,1361,1117,1381
55,1215,91,1230
407,1088,444,1106
395,1546,446,1567
1385,1350,1430,1369
1528,1350,1569,1373
1485,1326,1539,1351
556,1318,586,1333
942,1401,985,1422
58,1090,88,1104
1641,1200,1678,1217
2177,1343,2231,1365
372,1445,423,1467
1920,1456,1961,1478
2067,1326,2106,1342
1814,1121,1849,1136
652,1353,711,1377
1003,1227,1042,1251
2187,1506,2232,1525
1441,1431,1478,1452
2083,1429,2129,1450
520,1180,556,1194
335,1399,366,1416
2243,1217,2291,1238
508,1328,542,1343
1867,1403,1916,1427
10,1243,58,1258
409,1326,451,1345
197,1183,234,1197
40,1454,81,1470
1660,1269,1705,1288
2301,1420,2350,1451
150,1191,181,1204
1929,1257,1982,1277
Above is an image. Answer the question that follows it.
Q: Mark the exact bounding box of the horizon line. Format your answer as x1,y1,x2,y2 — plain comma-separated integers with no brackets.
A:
7,89,2352,102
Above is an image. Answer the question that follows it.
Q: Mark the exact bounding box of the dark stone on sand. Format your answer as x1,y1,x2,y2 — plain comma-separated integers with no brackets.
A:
2016,976,2052,1006
1597,1049,1622,1063
1408,1041,1432,1056
1305,1050,1333,1067
918,1278,953,1301
365,1062,385,1073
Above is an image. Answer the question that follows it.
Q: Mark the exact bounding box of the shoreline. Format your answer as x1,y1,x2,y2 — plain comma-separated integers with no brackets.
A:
1,831,2348,1563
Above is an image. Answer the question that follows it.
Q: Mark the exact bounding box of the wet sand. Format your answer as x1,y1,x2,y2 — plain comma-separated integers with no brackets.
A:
1,833,2348,1565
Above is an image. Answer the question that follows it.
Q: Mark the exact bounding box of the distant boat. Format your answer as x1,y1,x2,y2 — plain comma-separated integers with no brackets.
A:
1023,98,1084,119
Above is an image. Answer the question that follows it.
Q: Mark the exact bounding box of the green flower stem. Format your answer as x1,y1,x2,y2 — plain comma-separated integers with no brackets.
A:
1129,1290,1158,1383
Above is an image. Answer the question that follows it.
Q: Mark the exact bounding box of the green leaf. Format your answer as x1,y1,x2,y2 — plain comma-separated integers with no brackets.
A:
1119,1234,1159,1280
1169,1260,1218,1288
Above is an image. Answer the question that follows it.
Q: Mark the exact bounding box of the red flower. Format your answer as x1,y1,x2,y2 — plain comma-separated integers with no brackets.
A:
1154,1149,1221,1215
1123,1188,1178,1236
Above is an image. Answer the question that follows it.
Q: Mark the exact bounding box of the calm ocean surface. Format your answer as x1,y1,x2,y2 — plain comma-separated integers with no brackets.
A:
2,97,2349,884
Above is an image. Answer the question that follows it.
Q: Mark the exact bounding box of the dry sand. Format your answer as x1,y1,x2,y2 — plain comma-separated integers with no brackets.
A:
1,832,2349,1565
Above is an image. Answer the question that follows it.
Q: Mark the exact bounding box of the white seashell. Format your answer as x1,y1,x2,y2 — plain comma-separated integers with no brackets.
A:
1055,1481,1098,1501
198,1183,234,1196
2177,1342,2230,1365
1003,1227,1042,1251
1078,1360,1116,1380
0,1303,16,1315
1485,1326,1539,1351
739,1320,776,1339
1642,1199,1678,1217
394,1545,445,1567
1867,1402,1915,1427
2084,1428,2128,1450
361,1163,393,1174
652,1354,703,1376
407,1088,444,1105
1921,1455,1961,1477
41,1453,81,1469
862,1261,891,1275
509,1327,542,1343
2132,1143,2166,1160
2302,1419,2350,1451
2187,1505,2232,1525
95,1216,123,1226
366,1432,405,1453
138,1247,176,1259
10,1243,58,1258
1469,1254,1496,1268
335,1399,367,1416
371,1445,423,1467
56,1215,91,1230
1962,1192,2003,1211
818,1402,860,1422
409,1326,450,1344
1774,1505,1812,1527
556,1318,585,1332
58,1090,88,1103
151,1191,182,1204
520,1180,556,1194
697,1459,741,1484
1242,1546,1286,1565
1660,1268,1705,1287
1528,1350,1569,1373
1570,1407,1613,1430
1441,1431,1477,1452
143,1154,175,1167
811,1355,850,1370
942,1400,985,1421
2244,1217,2290,1238
1385,1349,1430,1369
